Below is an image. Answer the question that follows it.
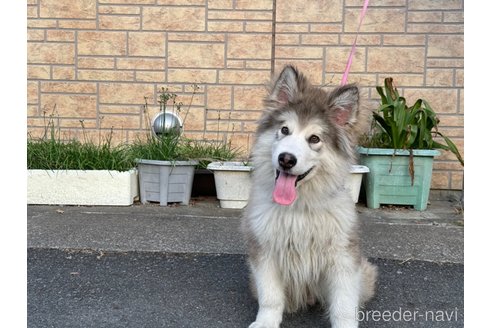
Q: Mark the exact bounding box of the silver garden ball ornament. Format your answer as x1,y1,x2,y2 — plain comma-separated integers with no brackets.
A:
151,112,183,136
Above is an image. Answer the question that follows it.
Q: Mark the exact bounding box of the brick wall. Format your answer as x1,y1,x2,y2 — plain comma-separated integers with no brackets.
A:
27,0,464,190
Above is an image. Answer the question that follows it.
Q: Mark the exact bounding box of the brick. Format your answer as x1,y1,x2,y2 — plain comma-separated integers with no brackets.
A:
245,61,271,70
27,19,57,28
41,94,97,117
27,105,39,117
425,69,454,87
218,70,270,85
431,172,450,189
309,24,342,33
207,21,244,32
236,0,273,10
99,0,155,3
367,47,425,73
168,69,217,83
383,35,425,46
40,0,96,18
41,82,97,93
27,6,38,18
233,86,266,110
325,47,365,72
168,43,225,68
28,82,39,104
455,69,463,87
27,65,51,80
129,32,166,57
376,74,424,87
117,58,165,70
99,115,141,129
57,20,97,29
46,30,75,42
302,34,339,46
99,15,141,30
226,60,245,69
98,5,141,14
408,0,462,10
336,73,377,86
58,118,98,129
99,83,154,104
136,71,166,82
275,34,300,45
276,23,309,33
444,12,464,23
78,70,134,82
142,7,205,31
228,34,271,59
208,10,271,20
181,108,205,130
52,66,75,80
450,172,464,190
427,58,463,68
428,35,464,57
207,0,233,9
99,105,141,114
277,0,342,23
275,60,323,85
207,110,261,121
245,22,272,33
407,11,442,23
403,89,458,114
346,0,405,5
340,35,380,46
168,33,224,42
78,31,126,56
207,86,232,109
27,30,45,42
27,43,75,64
345,8,405,33
78,57,115,69
407,24,463,34
276,46,323,59
156,0,205,4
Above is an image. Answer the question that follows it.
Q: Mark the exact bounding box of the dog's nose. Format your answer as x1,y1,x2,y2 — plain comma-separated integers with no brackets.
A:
278,152,297,169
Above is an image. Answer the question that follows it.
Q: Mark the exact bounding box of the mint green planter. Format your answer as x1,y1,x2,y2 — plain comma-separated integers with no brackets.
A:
357,147,440,211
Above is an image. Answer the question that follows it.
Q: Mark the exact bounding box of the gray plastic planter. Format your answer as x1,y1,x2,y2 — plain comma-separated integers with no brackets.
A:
136,159,198,206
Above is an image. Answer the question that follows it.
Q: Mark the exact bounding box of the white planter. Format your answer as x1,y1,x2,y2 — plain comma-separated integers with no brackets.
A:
207,162,253,209
349,165,369,203
136,159,198,206
27,169,138,206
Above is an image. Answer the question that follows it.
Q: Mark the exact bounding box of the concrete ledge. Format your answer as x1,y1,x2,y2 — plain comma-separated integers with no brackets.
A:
27,199,464,264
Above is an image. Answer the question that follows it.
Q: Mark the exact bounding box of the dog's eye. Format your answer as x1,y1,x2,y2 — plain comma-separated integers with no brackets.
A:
281,126,289,135
309,135,320,144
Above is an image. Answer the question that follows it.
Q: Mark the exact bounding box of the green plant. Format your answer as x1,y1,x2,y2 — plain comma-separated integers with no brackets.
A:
27,111,135,171
361,77,464,166
136,85,240,166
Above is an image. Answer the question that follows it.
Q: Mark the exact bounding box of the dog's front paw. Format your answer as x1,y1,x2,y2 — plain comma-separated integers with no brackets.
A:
248,321,278,328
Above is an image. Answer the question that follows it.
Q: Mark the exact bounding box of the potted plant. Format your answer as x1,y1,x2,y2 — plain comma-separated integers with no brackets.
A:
27,113,138,206
207,161,253,209
358,77,464,210
132,87,198,206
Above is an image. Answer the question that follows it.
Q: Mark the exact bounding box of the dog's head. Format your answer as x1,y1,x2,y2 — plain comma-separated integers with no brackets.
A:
257,65,366,205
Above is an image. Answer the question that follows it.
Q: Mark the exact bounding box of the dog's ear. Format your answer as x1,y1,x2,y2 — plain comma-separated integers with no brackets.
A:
328,84,359,127
268,65,307,105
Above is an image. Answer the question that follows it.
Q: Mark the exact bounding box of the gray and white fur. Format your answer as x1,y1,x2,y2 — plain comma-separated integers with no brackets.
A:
242,65,377,328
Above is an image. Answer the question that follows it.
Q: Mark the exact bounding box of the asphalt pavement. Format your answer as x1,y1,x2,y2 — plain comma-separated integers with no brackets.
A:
27,198,464,327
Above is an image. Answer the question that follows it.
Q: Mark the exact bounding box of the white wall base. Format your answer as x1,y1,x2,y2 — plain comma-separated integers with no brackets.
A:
27,169,138,206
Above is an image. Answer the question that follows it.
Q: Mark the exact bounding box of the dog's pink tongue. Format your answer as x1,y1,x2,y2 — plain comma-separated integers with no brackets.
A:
273,172,297,206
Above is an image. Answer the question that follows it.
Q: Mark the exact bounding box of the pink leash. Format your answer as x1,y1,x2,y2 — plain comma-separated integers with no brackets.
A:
341,0,370,85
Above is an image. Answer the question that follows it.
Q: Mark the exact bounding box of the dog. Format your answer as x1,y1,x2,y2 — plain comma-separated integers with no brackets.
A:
242,65,377,328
